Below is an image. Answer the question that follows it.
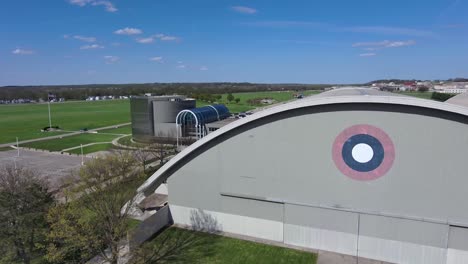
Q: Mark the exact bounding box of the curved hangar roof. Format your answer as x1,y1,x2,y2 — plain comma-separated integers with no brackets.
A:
140,87,468,193
138,87,468,224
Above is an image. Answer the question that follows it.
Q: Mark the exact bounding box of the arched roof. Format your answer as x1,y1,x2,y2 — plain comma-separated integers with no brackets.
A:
138,87,468,194
176,104,230,126
446,93,468,108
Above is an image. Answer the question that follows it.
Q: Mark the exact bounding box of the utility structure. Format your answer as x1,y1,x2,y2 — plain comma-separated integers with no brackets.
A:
175,104,230,146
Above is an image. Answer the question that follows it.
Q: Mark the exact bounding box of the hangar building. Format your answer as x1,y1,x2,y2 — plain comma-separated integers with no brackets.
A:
138,88,468,264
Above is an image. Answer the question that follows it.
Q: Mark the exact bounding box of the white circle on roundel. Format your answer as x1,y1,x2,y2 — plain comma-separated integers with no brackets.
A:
352,143,374,163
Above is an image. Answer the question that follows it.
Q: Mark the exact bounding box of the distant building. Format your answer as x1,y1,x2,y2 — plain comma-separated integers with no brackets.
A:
130,95,195,142
130,95,232,143
434,83,468,94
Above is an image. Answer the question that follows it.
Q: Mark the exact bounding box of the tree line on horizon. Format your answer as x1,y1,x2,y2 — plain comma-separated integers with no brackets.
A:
0,83,330,101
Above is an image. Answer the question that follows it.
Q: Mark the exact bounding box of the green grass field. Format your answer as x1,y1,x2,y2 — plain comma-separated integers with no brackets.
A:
2,91,322,153
0,100,130,144
97,125,132,135
197,90,322,113
22,133,118,152
144,227,317,264
397,91,433,100
0,147,13,152
67,143,115,154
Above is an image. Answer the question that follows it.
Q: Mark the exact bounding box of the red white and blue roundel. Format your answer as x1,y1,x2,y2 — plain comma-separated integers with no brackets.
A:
332,124,395,181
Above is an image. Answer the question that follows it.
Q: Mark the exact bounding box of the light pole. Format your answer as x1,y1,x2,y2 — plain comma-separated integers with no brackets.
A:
48,98,52,128
16,137,19,157
81,144,84,165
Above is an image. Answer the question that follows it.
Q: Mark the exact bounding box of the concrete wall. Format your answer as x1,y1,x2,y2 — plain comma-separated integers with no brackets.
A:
167,104,468,263
153,100,195,137
130,97,154,140
131,96,195,141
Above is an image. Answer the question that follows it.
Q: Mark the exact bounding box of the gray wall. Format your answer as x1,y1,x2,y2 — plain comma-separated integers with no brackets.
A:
169,107,468,226
131,96,195,141
130,97,154,140
153,100,195,137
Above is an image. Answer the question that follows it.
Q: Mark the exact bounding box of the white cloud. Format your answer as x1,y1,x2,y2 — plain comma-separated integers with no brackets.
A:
136,34,179,44
91,1,117,12
80,44,104,49
352,40,416,48
68,0,117,12
12,48,34,55
200,66,208,71
359,53,377,57
177,64,186,69
73,35,96,42
153,34,179,41
231,6,257,14
104,55,119,64
115,27,143,35
149,56,163,62
159,35,177,41
137,37,155,44
69,0,90,7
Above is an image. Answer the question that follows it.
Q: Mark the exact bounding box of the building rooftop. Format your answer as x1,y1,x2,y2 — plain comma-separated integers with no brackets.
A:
314,87,402,97
446,93,468,108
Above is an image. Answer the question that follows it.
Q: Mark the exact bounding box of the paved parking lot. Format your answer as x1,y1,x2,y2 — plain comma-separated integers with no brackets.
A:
0,149,91,191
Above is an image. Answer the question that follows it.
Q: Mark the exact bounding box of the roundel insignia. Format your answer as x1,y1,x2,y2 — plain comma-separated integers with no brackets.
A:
332,124,395,181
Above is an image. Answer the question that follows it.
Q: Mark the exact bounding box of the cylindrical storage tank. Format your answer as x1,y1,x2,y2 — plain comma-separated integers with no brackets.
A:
130,97,155,142
153,99,196,140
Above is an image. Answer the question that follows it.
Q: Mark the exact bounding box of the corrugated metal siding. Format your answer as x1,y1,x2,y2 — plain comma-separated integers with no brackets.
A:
170,204,283,242
358,214,448,264
283,204,358,255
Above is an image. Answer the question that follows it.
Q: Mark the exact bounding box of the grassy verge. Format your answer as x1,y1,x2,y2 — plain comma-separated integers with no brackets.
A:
0,147,13,152
142,227,317,264
67,143,115,155
0,100,130,144
117,135,147,148
97,125,132,135
22,133,119,152
397,91,433,100
197,90,322,113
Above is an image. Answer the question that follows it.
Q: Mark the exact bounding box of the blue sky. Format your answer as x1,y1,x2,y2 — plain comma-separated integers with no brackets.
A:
1,0,467,85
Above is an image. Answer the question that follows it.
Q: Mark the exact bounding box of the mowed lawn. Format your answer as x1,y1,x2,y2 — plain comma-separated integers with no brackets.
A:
143,227,317,264
0,100,130,144
397,91,433,100
67,143,115,154
98,124,132,135
197,90,322,113
22,133,118,152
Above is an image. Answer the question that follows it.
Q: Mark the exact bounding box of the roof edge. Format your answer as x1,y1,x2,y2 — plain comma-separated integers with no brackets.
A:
137,95,468,194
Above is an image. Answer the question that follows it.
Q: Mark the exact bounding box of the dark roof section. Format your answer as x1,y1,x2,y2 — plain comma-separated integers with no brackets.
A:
176,104,230,126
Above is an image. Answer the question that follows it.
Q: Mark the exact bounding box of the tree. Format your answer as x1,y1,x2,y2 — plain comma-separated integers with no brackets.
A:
234,98,240,104
226,93,234,103
418,86,429,92
0,165,54,264
46,152,145,264
133,148,152,172
148,132,177,167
